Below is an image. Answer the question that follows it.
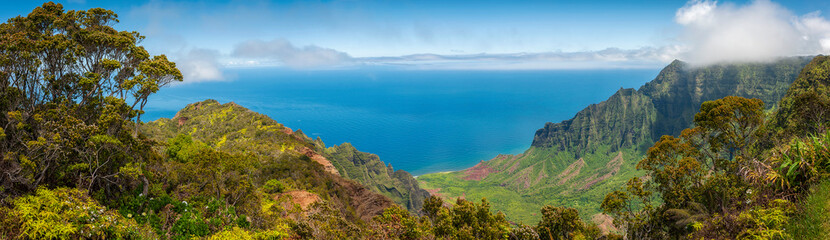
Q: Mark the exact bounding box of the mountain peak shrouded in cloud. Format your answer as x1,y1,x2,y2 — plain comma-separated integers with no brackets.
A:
231,39,353,68
675,0,830,65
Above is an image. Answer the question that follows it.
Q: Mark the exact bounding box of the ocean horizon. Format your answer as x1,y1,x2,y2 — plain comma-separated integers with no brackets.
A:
143,68,660,176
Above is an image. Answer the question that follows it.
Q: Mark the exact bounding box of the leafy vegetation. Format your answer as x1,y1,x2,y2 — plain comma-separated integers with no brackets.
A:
3,3,830,239
1,187,152,239
0,1,181,200
599,55,830,239
322,142,431,213
0,3,393,239
419,57,812,226
788,179,830,239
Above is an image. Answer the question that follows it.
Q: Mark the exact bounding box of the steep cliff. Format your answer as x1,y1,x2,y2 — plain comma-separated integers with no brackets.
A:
321,142,431,212
419,57,812,224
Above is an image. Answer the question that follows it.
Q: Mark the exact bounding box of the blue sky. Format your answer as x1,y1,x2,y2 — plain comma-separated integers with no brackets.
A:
3,0,830,81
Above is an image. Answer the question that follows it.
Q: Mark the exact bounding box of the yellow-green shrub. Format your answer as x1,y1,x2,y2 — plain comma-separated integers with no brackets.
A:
7,187,154,239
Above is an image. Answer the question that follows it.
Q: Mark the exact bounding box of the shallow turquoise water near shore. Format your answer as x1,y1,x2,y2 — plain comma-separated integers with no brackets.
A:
143,68,659,176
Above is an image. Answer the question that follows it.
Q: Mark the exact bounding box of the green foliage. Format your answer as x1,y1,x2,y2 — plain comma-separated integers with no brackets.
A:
207,227,256,240
3,187,153,239
637,134,703,209
536,206,599,240
142,99,397,225
165,133,209,163
204,226,290,240
602,96,770,238
509,224,540,240
599,56,830,239
768,132,830,193
422,195,443,220
0,2,180,201
788,179,830,239
138,100,406,239
439,198,510,240
323,142,431,213
600,177,663,239
263,179,290,194
171,210,210,239
419,146,645,225
769,55,830,139
735,199,793,240
694,96,765,164
532,88,657,152
372,205,431,240
420,58,809,229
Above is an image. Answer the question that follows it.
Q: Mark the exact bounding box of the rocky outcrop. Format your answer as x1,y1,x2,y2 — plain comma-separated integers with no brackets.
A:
298,146,340,175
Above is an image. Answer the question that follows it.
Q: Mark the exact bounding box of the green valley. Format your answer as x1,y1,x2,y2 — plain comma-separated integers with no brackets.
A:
419,57,813,225
4,2,830,239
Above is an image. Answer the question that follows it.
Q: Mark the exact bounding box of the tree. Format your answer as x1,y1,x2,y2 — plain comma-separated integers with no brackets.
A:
636,133,704,209
601,177,663,239
0,2,182,199
372,205,431,240
693,96,765,171
426,197,510,240
422,195,443,220
535,206,581,240
605,96,768,238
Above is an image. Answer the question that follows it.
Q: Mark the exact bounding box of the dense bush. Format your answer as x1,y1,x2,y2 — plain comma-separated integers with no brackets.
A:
0,187,154,239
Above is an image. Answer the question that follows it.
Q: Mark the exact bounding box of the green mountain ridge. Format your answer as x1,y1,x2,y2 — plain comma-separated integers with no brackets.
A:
143,99,430,214
141,100,396,222
6,3,830,238
419,57,813,225
320,142,431,212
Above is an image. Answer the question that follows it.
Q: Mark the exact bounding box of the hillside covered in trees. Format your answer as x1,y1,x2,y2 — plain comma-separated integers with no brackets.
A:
0,3,600,239
2,2,830,240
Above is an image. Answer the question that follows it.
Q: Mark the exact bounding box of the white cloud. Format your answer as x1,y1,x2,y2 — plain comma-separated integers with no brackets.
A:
675,0,717,25
231,39,353,68
674,0,830,65
176,49,225,83
355,47,681,70
796,12,830,52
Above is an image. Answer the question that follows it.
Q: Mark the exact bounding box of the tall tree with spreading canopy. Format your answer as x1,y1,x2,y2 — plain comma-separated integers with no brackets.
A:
603,96,768,238
0,2,182,199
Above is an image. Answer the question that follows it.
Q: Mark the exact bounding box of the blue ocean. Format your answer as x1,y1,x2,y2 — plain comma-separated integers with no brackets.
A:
143,68,659,176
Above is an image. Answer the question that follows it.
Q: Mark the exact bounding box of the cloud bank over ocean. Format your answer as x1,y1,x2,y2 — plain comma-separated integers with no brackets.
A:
163,0,830,82
231,39,354,68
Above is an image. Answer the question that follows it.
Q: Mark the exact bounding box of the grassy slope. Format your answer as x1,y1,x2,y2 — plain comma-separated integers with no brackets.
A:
789,179,830,239
143,100,428,213
420,57,811,224
420,146,645,224
141,99,397,222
